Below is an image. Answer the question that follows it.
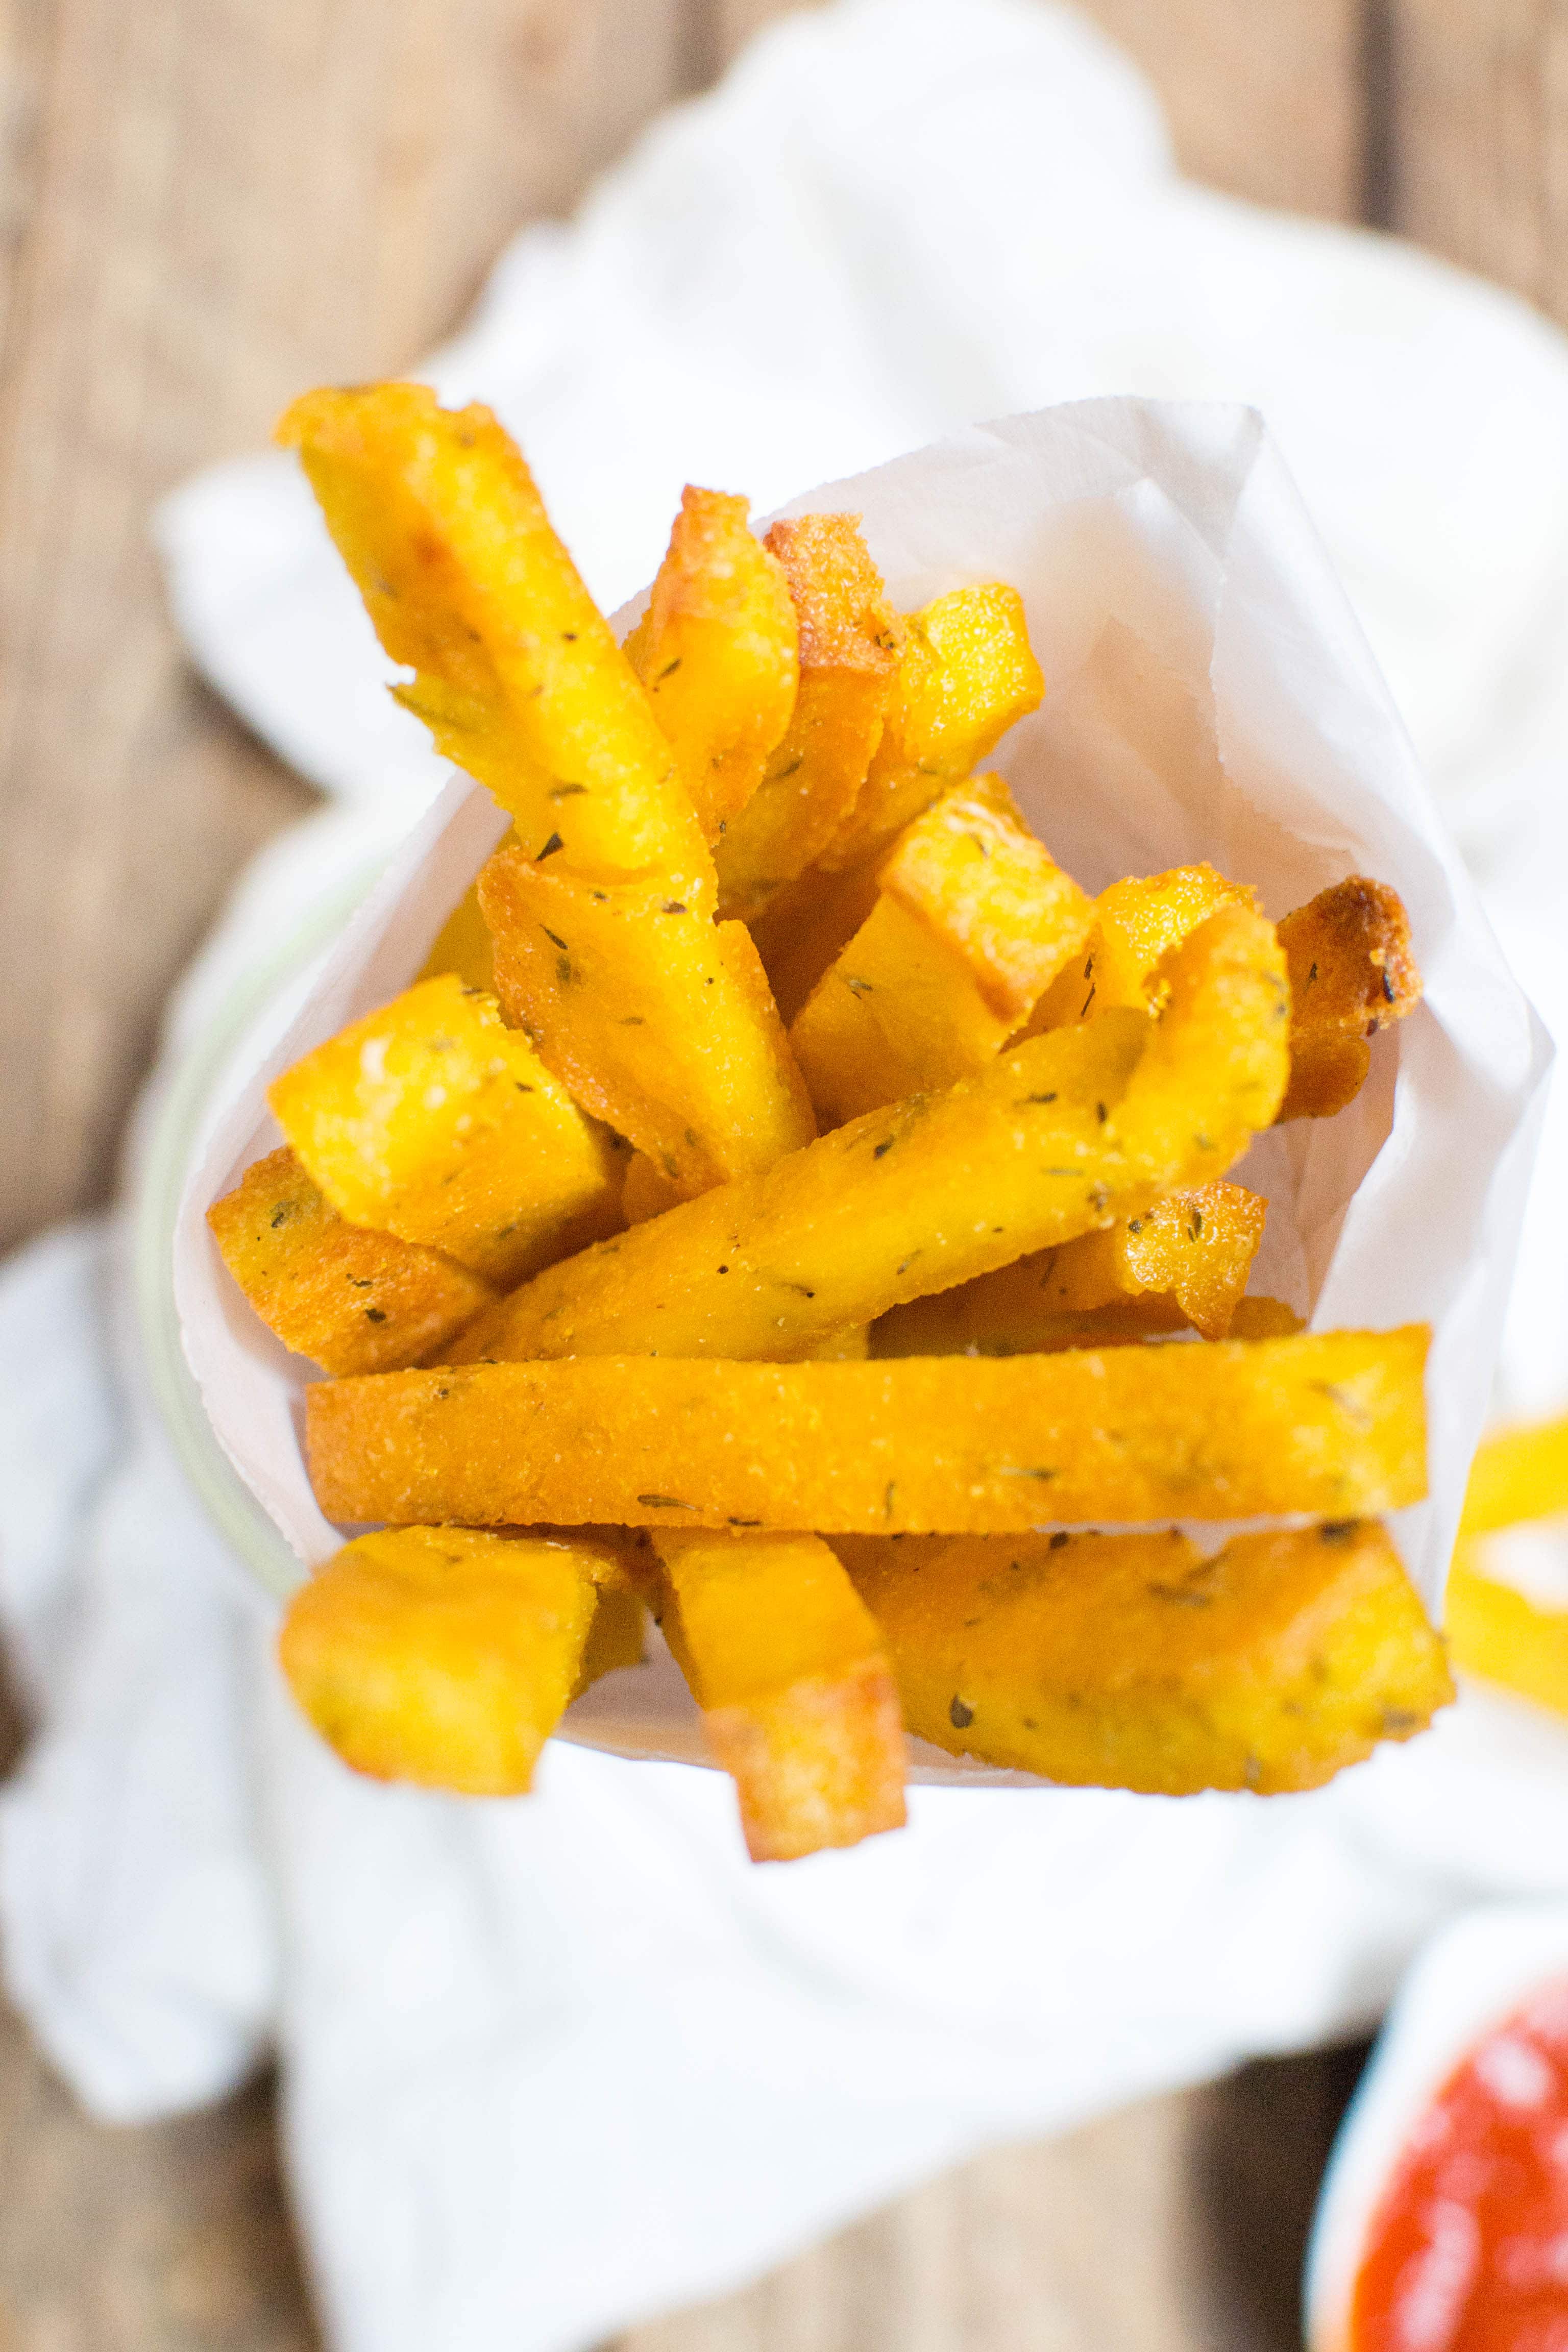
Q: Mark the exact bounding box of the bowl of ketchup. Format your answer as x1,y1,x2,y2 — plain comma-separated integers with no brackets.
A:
1308,1904,1568,2351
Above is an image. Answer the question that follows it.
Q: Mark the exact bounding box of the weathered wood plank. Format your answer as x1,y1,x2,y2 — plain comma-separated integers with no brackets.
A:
714,0,1364,218
614,2048,1363,2352
1381,0,1568,324
0,0,698,1256
0,1998,319,2350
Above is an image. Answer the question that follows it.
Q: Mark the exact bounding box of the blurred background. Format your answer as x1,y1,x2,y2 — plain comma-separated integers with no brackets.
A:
0,0,1561,2344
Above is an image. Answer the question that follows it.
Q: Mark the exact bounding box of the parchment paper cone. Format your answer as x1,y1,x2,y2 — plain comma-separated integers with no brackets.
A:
174,399,1551,1781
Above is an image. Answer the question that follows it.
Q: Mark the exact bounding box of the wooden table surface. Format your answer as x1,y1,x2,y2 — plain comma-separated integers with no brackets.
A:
0,1,1555,2344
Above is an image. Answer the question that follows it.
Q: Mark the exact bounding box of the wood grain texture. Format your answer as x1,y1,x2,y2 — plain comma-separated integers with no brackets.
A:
0,1998,318,2351
0,0,701,1257
614,2048,1367,2352
713,0,1365,217
1380,0,1568,322
1080,0,1365,215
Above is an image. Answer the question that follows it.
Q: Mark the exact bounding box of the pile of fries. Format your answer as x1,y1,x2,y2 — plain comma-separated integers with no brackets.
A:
207,382,1453,1863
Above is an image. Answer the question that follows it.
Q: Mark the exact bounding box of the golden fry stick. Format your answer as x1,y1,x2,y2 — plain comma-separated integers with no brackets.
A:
747,855,884,1027
710,513,898,916
306,1329,1430,1534
1030,862,1254,1031
619,1151,683,1227
820,584,1045,868
1277,877,1422,1120
479,852,815,1196
1433,1415,1568,1720
871,1183,1266,1353
652,1530,906,1860
1459,1413,1568,1538
839,1520,1452,1794
873,1287,1190,1357
268,974,624,1285
802,1324,872,1360
788,778,1092,1124
282,390,815,1172
878,776,1092,1024
1226,1295,1306,1340
418,875,500,994
278,1526,626,1794
873,1286,1300,1358
788,897,1013,1130
623,486,799,844
277,385,712,898
574,1584,648,1692
453,902,1287,1365
1446,1550,1568,1719
207,1146,494,1375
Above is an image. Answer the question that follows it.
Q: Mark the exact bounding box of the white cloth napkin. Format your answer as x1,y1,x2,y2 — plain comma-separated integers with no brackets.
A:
6,5,1568,2348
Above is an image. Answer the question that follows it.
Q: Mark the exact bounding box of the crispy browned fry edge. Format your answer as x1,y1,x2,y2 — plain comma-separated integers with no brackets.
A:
1278,876,1421,1121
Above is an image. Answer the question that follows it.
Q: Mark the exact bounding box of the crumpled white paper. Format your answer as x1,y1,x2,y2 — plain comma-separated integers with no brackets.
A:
178,399,1549,1765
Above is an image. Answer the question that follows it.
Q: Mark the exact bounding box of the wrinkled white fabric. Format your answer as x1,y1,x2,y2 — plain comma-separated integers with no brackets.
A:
4,5,1568,2348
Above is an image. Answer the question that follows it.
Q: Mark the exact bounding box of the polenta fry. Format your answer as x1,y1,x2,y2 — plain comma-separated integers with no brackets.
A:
268,973,625,1286
278,1525,625,1795
451,902,1287,1366
820,584,1045,867
653,1530,906,1860
623,486,799,843
788,777,1092,1124
1277,876,1422,1120
306,1329,1430,1534
278,385,712,896
478,852,815,1195
840,1520,1451,1793
207,1146,495,1375
713,514,899,917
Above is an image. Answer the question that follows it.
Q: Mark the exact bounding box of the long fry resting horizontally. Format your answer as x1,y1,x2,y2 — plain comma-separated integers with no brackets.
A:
307,1328,1430,1534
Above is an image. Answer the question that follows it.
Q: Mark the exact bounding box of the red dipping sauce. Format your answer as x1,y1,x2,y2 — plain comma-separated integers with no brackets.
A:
1351,1979,1568,2351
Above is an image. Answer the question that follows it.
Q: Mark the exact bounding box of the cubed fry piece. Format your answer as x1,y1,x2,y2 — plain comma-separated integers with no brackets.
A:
268,972,624,1285
624,486,799,843
789,777,1092,1122
207,1146,494,1374
653,1530,906,1860
479,852,814,1196
451,902,1287,1366
278,1525,623,1794
1277,876,1422,1120
307,1328,1430,1535
840,1520,1452,1794
277,384,711,897
820,584,1045,868
714,514,900,920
